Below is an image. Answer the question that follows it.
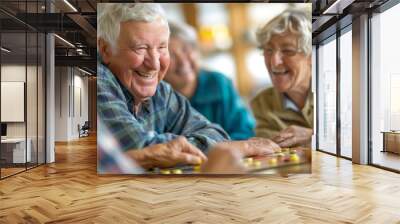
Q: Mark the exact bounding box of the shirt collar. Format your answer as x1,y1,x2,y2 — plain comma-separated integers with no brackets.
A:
98,52,152,115
282,94,300,112
121,85,152,115
281,90,313,115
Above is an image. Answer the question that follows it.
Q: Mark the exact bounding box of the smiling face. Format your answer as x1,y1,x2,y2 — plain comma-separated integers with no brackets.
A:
101,20,170,103
263,32,311,94
164,37,198,92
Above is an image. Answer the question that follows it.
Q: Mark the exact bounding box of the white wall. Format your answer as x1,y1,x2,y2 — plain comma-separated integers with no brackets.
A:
54,67,89,141
55,66,69,141
1,66,26,125
75,71,89,139
1,65,29,138
1,65,26,81
1,64,46,164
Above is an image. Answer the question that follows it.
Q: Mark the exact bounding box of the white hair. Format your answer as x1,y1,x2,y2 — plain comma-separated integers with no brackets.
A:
168,21,198,48
97,3,169,52
256,9,312,55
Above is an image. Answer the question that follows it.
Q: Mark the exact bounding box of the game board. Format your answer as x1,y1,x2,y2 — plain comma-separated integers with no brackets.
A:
147,147,311,174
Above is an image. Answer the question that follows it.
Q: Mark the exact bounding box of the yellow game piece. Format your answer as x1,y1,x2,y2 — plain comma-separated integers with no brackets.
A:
253,160,262,168
244,158,253,164
160,169,171,174
268,158,278,166
197,159,203,165
290,154,300,163
277,152,285,157
194,165,201,172
172,169,182,174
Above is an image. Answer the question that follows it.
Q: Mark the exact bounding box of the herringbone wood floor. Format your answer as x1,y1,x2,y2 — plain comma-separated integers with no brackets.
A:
1,135,400,224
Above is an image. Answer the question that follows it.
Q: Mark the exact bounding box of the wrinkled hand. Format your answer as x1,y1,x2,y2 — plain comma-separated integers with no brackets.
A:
217,138,281,157
126,137,207,169
272,125,313,147
244,137,281,156
201,145,246,174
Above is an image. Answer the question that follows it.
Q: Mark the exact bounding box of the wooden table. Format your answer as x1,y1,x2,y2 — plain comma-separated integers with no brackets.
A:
381,131,400,154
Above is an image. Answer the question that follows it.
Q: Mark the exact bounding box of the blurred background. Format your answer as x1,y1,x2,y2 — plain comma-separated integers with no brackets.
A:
161,3,311,102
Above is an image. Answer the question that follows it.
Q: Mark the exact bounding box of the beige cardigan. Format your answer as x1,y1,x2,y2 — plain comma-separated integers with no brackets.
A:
250,87,314,139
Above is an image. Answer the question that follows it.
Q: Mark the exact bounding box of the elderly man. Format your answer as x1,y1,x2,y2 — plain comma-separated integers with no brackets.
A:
251,9,313,148
164,21,255,140
97,3,280,170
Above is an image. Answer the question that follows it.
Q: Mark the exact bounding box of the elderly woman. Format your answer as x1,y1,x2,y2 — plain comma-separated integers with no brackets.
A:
250,9,313,148
164,21,255,140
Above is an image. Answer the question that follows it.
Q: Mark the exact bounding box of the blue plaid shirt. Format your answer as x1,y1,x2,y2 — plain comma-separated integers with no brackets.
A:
97,61,229,153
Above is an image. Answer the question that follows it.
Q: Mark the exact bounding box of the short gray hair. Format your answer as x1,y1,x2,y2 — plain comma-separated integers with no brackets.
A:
168,21,198,48
97,3,169,52
256,9,312,55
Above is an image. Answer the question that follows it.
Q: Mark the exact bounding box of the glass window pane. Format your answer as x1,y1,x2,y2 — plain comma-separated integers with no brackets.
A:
371,3,400,171
0,0,46,179
38,33,45,165
340,29,352,158
1,30,27,177
27,31,38,169
317,37,337,154
312,45,317,150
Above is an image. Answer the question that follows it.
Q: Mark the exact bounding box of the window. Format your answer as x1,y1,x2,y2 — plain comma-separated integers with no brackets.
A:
339,28,352,158
317,36,337,154
0,1,47,179
371,2,400,171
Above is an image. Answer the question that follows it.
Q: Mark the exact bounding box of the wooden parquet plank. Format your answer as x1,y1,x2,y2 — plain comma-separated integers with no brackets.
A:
1,135,400,223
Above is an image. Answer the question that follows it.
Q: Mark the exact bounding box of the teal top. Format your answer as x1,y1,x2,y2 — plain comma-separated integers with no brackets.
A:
189,69,255,140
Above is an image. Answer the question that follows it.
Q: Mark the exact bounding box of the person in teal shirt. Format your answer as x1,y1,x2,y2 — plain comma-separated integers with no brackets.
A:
164,21,255,140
